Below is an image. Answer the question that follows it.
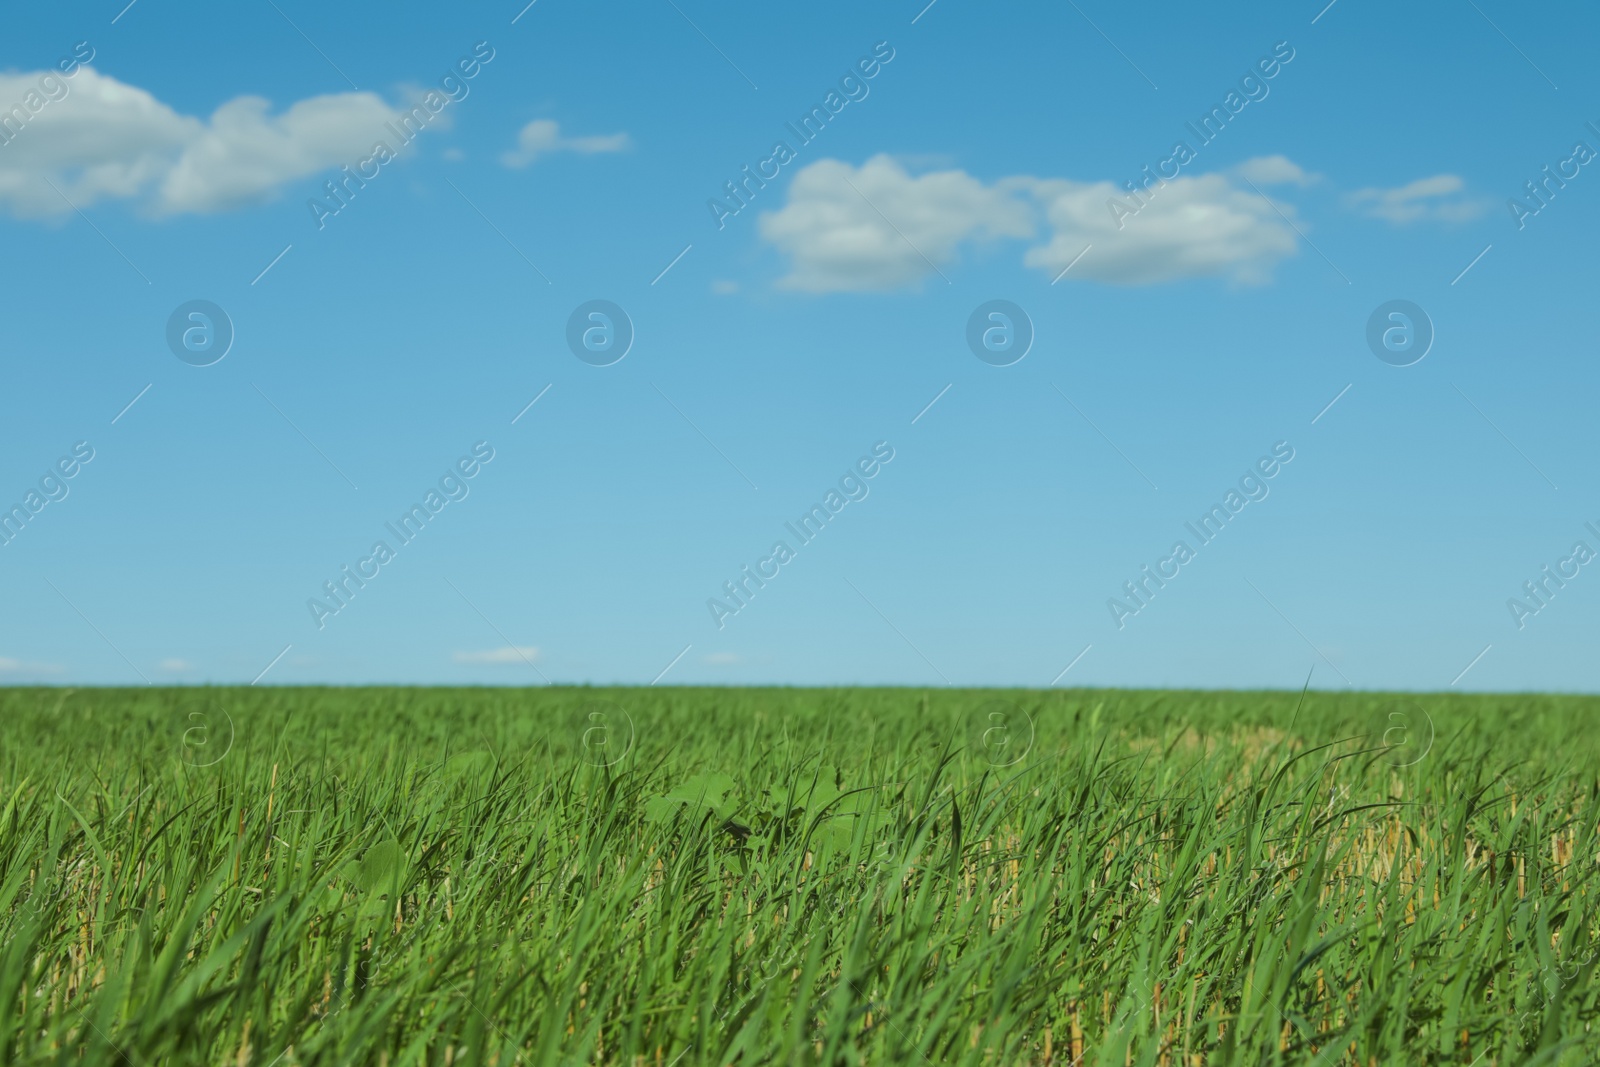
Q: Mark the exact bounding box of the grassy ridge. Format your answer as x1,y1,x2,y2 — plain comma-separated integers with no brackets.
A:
1,686,1597,1065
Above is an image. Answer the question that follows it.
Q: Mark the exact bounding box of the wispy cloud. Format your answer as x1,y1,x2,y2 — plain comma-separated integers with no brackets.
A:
1346,175,1489,225
453,646,541,664
500,119,630,169
1233,155,1316,186
0,656,64,674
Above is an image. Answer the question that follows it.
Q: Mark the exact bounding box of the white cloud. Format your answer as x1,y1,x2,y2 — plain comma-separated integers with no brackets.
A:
0,68,195,216
1024,170,1299,286
758,155,1034,292
759,154,1303,290
1346,175,1488,224
0,656,63,674
710,279,739,295
500,119,630,169
1234,155,1315,186
158,658,195,672
453,646,541,665
156,91,402,213
0,66,412,218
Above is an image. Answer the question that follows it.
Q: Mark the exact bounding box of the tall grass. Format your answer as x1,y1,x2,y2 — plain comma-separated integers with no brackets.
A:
1,686,1596,1065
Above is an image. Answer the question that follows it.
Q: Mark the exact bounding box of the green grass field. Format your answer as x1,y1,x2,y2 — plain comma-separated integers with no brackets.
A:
1,686,1596,1066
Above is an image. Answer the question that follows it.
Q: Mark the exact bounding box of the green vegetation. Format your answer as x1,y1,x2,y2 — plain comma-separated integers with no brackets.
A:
1,686,1597,1065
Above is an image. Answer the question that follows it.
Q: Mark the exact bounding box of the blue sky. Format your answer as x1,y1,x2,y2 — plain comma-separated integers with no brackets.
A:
1,0,1597,691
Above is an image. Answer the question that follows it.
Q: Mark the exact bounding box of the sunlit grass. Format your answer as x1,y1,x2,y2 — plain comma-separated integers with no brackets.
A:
1,686,1596,1065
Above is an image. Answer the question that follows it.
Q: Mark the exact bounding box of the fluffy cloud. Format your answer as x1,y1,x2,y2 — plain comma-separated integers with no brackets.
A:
1345,175,1488,224
157,92,402,213
0,66,407,217
758,154,1304,290
1024,171,1299,286
500,119,630,169
453,646,541,665
758,155,1034,292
